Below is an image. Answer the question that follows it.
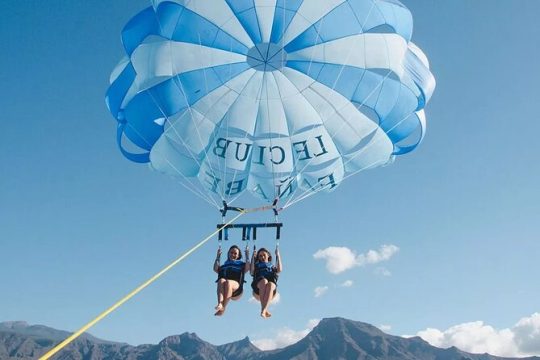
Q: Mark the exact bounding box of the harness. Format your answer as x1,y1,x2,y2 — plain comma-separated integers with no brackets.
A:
218,259,245,284
253,261,277,282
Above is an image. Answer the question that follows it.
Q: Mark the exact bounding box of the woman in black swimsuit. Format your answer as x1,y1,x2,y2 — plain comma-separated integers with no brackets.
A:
213,245,250,316
250,247,282,318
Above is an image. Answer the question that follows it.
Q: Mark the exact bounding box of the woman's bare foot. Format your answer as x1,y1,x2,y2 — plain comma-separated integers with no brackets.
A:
214,308,225,316
215,303,223,311
260,309,271,319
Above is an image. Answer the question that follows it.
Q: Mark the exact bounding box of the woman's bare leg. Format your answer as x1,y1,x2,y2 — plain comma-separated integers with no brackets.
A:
257,279,269,318
260,282,276,317
215,279,226,310
261,282,276,318
215,280,239,316
222,280,239,309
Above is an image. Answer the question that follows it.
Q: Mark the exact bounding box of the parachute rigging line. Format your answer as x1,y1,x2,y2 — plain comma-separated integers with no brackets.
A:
148,32,224,208
280,10,341,208
124,115,220,208
284,108,417,209
281,69,395,210
38,211,245,360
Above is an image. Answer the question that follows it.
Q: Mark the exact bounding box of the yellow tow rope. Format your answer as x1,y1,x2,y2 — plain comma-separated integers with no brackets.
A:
39,211,245,360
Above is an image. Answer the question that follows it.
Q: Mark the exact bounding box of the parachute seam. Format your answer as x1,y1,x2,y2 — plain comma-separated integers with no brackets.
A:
252,2,265,45
270,71,297,201
264,71,279,202
168,70,254,207
284,51,426,208
282,85,343,207
271,3,306,45
163,67,222,205
283,69,394,208
272,69,321,205
196,32,228,203
202,58,254,201
223,1,262,50
285,7,333,204
151,8,224,208
221,71,262,205
287,119,396,206
180,1,254,51
277,15,317,205
376,31,402,152
277,9,339,207
117,48,219,207
163,12,229,205
280,1,347,50
285,107,410,208
154,7,222,207
190,22,237,203
225,72,262,204
273,73,344,205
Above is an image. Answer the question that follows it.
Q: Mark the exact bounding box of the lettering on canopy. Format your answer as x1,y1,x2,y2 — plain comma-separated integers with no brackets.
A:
211,134,330,165
201,131,340,198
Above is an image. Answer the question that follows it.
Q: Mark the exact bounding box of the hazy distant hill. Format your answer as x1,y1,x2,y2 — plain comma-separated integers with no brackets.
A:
1,318,538,360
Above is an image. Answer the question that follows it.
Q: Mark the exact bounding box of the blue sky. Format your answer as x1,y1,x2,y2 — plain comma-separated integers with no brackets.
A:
1,0,539,357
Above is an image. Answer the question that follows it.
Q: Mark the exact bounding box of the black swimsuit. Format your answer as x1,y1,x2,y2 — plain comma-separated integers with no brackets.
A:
251,261,278,295
217,260,245,297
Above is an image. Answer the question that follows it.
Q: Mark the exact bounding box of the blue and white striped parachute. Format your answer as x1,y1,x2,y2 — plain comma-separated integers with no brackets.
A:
106,0,435,208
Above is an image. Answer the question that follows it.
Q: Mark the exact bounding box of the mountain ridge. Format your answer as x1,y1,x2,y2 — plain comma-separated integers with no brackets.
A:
1,317,538,360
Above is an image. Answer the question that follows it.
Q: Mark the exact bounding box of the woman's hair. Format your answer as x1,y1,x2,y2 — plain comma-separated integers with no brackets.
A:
227,245,242,260
256,248,272,262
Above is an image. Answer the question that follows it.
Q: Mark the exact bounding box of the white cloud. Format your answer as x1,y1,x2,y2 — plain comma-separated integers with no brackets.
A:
313,245,399,274
313,247,357,274
417,322,516,357
379,324,392,332
513,312,540,355
415,313,540,357
340,280,354,287
357,245,399,266
252,319,320,350
314,286,329,298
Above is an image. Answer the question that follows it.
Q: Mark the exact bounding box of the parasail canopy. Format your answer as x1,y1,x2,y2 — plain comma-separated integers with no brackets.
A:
106,0,435,209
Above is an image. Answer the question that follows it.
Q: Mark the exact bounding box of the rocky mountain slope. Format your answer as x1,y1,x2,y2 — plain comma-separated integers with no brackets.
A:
1,318,538,360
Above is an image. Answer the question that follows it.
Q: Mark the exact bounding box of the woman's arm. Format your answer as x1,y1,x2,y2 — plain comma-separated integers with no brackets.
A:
275,247,282,273
213,248,221,273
